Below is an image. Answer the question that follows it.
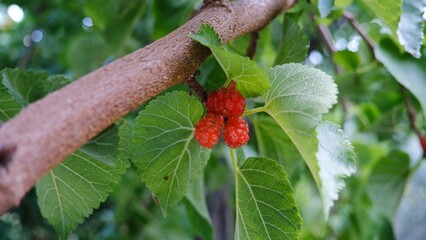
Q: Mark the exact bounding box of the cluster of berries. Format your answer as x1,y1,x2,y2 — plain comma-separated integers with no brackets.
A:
194,82,249,149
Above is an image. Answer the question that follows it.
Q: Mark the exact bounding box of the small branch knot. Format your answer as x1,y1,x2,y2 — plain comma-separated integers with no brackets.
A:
0,143,17,170
203,0,233,12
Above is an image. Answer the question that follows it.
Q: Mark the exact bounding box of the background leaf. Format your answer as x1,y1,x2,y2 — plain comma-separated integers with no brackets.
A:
184,175,214,240
274,17,309,65
36,123,131,239
190,24,270,98
236,157,302,239
366,150,410,220
394,162,426,240
132,91,210,215
253,116,302,176
318,0,334,18
265,64,356,216
1,68,70,106
397,0,426,58
375,38,426,117
364,0,402,34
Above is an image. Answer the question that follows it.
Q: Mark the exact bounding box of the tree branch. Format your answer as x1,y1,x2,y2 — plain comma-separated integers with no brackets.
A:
343,11,375,54
401,86,426,158
0,0,294,214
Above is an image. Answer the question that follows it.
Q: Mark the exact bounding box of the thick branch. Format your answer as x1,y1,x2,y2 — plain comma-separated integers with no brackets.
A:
0,0,293,214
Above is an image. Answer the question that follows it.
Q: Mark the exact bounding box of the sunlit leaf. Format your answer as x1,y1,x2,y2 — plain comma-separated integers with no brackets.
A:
132,91,210,215
236,157,302,239
397,0,426,58
265,64,356,217
364,0,402,34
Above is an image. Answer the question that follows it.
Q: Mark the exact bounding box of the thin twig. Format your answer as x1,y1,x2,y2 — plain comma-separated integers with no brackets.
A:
343,11,375,54
312,15,342,74
401,85,426,157
187,71,208,103
246,31,259,59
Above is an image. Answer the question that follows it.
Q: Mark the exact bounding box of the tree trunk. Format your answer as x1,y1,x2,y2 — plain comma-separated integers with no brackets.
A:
0,0,294,214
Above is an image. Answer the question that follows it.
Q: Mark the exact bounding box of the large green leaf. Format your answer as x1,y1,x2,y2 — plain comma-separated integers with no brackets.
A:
253,116,302,175
375,38,426,117
132,91,210,215
364,0,402,34
235,157,302,239
264,64,356,216
274,17,309,65
394,162,426,240
397,0,426,58
0,82,21,121
366,150,410,221
190,24,270,98
36,123,131,239
184,175,214,240
1,68,70,106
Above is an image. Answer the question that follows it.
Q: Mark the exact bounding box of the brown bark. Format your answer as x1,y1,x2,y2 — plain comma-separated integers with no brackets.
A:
0,0,293,214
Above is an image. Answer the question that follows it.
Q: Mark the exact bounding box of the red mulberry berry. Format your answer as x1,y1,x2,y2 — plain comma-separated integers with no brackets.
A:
194,113,224,149
206,82,246,117
224,117,249,148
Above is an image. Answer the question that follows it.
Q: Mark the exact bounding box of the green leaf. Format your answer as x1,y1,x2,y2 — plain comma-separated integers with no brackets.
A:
333,50,360,71
67,33,108,78
253,116,302,175
132,91,210,215
265,64,337,140
375,38,426,117
316,122,356,215
190,24,270,98
1,68,70,106
364,0,402,33
318,0,334,18
36,123,130,239
366,150,410,220
0,82,21,121
189,24,221,47
274,17,309,65
397,0,426,58
84,0,146,51
265,64,356,216
235,157,302,239
184,175,214,240
394,162,426,239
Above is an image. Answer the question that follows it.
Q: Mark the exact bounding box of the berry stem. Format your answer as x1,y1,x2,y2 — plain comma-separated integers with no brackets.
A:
242,106,267,116
223,78,232,87
229,147,239,174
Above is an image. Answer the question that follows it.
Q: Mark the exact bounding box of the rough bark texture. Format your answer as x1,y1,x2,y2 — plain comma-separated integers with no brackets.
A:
0,0,292,214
